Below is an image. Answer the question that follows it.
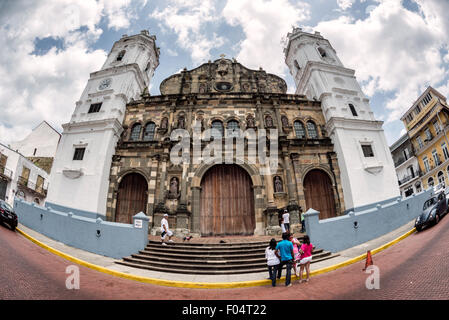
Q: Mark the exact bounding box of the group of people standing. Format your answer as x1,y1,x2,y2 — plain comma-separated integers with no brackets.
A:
265,233,313,287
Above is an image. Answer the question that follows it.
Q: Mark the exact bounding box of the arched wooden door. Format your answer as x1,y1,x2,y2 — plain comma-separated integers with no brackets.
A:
303,169,337,220
200,165,255,236
115,173,148,224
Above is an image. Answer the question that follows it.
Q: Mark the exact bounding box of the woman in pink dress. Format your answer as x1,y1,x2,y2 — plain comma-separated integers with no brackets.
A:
298,235,313,283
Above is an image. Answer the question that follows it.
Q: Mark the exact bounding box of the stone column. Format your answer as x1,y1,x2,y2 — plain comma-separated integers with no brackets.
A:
191,186,202,234
283,152,300,227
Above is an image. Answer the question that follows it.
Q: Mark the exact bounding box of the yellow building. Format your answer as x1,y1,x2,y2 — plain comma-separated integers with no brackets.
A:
401,87,449,189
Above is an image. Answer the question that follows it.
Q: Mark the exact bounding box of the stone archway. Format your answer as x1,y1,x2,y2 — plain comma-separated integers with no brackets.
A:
115,173,148,224
200,164,255,236
303,169,337,220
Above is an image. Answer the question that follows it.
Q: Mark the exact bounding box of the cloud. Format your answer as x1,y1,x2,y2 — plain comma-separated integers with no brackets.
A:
150,0,225,64
336,0,357,11
0,0,145,145
222,0,310,76
311,0,449,123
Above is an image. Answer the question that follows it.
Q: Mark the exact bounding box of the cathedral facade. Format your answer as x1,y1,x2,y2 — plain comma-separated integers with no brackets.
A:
106,57,345,236
47,28,399,237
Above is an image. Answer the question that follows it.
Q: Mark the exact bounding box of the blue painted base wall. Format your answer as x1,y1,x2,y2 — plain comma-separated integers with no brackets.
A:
45,201,101,219
14,198,149,259
304,190,433,253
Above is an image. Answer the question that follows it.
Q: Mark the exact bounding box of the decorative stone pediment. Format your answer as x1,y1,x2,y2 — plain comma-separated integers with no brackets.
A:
159,57,287,95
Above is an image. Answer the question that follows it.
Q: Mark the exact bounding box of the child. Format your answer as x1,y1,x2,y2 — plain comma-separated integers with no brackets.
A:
298,235,313,283
265,238,281,287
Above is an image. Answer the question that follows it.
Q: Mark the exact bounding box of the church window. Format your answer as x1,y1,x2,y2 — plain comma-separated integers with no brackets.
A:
211,120,223,138
227,120,240,138
73,148,85,161
361,144,374,157
306,121,318,139
265,115,274,128
143,122,156,141
281,115,289,127
130,123,142,141
88,103,102,113
428,177,434,187
318,47,326,58
116,50,126,62
349,104,358,116
294,121,306,138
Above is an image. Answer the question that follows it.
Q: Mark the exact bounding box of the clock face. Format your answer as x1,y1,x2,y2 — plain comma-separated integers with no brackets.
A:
98,78,112,90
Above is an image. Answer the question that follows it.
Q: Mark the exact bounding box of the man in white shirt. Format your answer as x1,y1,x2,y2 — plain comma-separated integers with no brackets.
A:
160,213,174,245
282,209,290,233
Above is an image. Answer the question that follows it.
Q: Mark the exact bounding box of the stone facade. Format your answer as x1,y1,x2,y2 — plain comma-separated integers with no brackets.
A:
106,57,345,236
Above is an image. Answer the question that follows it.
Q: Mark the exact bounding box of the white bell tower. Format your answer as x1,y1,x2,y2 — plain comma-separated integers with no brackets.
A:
284,28,399,210
47,30,159,216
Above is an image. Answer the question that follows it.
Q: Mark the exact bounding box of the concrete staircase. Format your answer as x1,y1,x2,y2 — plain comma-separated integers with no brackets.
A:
116,239,339,275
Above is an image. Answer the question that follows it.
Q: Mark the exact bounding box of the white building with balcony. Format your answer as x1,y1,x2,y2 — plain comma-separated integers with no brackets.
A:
0,143,50,206
390,134,422,197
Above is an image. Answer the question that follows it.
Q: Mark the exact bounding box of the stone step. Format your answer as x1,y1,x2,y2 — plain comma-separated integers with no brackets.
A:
148,239,299,247
146,242,270,251
137,249,327,261
116,253,340,275
131,250,331,265
144,245,321,256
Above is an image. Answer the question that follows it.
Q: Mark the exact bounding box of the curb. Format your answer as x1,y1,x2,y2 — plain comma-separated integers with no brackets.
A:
16,226,416,289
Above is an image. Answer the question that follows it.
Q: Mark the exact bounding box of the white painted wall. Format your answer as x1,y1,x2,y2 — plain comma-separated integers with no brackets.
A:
46,31,159,216
9,121,60,157
285,29,400,209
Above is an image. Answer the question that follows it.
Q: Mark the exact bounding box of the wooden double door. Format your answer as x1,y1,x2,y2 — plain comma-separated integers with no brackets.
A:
200,165,255,236
303,169,337,220
115,173,148,224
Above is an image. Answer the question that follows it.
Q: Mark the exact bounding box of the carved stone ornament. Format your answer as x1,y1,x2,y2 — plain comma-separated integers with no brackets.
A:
62,169,83,179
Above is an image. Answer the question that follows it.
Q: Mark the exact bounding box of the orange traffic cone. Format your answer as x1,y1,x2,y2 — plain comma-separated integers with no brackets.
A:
363,250,373,271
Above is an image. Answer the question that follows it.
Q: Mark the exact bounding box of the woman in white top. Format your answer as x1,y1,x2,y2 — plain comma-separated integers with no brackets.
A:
265,238,281,287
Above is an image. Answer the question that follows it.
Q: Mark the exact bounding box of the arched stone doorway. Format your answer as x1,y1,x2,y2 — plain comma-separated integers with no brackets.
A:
303,169,337,220
200,164,255,236
115,173,148,224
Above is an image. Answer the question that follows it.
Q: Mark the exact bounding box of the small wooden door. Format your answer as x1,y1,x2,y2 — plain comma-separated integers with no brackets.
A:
115,173,148,224
200,165,255,236
303,169,337,220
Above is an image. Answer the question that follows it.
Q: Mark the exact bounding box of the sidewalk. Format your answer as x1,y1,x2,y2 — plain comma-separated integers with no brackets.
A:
17,220,416,285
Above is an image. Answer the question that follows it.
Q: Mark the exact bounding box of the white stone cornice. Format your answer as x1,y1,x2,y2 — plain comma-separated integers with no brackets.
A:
62,118,123,135
296,61,356,94
325,117,385,135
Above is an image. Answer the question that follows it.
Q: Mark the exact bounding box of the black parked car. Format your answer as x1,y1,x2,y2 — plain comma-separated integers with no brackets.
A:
415,191,448,232
0,200,18,231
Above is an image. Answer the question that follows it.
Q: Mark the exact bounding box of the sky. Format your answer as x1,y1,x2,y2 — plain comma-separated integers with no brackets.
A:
1,0,449,147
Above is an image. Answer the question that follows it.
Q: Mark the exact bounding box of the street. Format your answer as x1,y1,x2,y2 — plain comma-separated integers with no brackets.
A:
0,213,448,300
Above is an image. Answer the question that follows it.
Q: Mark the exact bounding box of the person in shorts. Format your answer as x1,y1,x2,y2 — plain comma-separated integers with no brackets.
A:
160,213,173,245
298,235,313,283
282,209,290,233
